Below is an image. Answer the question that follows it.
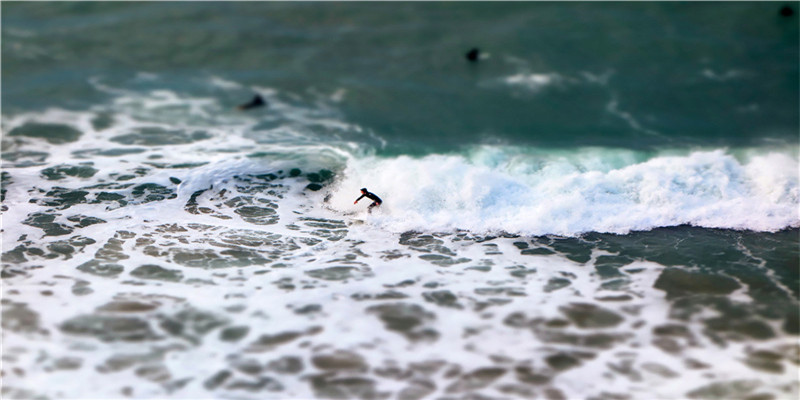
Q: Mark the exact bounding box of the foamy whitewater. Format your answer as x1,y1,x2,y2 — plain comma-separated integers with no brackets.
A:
3,3,799,400
2,78,799,400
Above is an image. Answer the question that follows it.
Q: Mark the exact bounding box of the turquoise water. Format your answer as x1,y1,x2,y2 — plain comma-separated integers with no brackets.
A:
2,2,798,399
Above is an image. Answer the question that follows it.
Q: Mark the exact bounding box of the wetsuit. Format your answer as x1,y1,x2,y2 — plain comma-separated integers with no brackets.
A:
355,191,382,212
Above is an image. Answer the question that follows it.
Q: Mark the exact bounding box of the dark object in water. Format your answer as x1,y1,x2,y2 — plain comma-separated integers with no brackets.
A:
465,48,480,62
780,5,794,17
354,188,382,213
237,94,266,110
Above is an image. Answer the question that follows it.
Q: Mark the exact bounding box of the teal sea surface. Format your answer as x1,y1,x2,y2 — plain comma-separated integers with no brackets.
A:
2,3,798,399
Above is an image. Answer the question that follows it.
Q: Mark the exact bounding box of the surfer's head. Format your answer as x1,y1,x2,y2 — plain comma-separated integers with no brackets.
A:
466,48,480,62
360,188,367,193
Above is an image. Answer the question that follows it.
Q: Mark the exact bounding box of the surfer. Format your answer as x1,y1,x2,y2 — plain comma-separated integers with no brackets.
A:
354,188,382,213
465,48,481,62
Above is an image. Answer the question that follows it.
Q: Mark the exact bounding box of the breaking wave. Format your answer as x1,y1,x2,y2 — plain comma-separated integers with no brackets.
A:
327,146,799,235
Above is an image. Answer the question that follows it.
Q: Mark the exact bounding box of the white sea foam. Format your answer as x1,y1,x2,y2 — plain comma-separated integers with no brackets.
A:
2,82,798,400
503,72,563,92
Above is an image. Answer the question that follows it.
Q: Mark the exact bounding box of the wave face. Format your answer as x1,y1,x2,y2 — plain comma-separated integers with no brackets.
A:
328,147,799,235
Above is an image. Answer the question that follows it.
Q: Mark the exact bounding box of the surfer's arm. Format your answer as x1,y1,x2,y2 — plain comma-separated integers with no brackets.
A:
354,194,366,204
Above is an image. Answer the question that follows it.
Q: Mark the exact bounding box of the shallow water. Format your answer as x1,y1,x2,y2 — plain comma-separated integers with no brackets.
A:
2,2,799,400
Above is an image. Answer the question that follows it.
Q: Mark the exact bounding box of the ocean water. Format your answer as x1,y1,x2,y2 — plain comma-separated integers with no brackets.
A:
2,2,799,399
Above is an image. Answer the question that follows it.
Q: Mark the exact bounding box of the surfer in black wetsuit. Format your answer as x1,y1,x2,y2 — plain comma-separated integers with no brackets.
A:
354,188,382,213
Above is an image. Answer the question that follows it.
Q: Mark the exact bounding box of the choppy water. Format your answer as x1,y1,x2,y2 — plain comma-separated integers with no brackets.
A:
2,2,799,400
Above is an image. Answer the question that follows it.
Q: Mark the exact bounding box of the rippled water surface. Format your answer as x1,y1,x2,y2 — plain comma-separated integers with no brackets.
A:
2,2,799,400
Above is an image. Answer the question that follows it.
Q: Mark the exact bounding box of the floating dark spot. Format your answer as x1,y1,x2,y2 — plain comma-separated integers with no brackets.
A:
47,242,75,257
72,281,93,296
267,356,304,374
474,287,525,297
41,164,98,180
550,237,592,263
246,331,304,352
52,357,83,371
232,358,263,375
513,241,529,250
446,367,506,393
545,353,582,371
1,151,49,165
237,94,266,110
743,350,784,374
705,317,776,340
234,205,278,225
294,304,322,314
515,366,551,385
654,268,741,298
22,213,73,236
9,123,82,144
780,5,794,17
131,183,177,203
309,375,379,400
77,260,124,277
418,253,470,267
465,48,481,62
398,379,436,400
422,290,462,309
596,294,633,302
312,350,368,372
220,326,250,342
225,376,283,392
521,247,556,256
544,277,571,292
60,314,157,342
0,171,10,202
204,370,232,390
641,362,679,378
135,364,171,383
306,266,358,281
2,301,41,333
91,113,115,131
130,264,183,282
351,291,409,301
67,215,106,228
39,187,90,210
96,300,159,313
559,303,624,328
686,379,760,399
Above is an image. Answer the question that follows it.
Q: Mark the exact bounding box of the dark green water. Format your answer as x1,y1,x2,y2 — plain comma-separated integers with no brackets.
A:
4,2,798,154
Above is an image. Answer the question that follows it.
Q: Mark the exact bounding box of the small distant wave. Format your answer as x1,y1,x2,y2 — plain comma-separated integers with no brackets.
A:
701,68,750,82
503,73,564,92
